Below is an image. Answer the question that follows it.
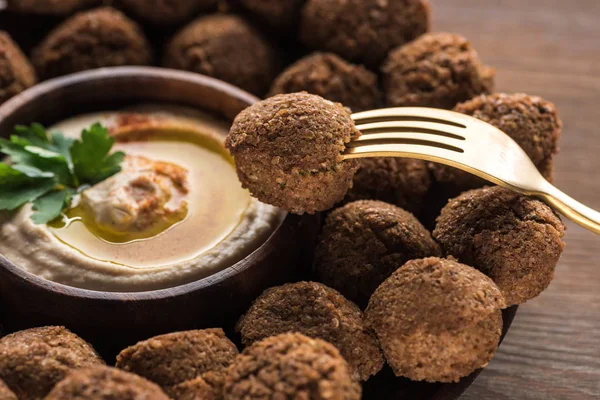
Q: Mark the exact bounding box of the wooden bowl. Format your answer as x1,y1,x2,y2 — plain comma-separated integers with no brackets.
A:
0,67,320,357
0,67,517,399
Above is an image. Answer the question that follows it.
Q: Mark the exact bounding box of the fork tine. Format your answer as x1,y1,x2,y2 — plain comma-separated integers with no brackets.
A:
355,121,467,140
349,131,465,150
352,107,471,129
349,108,600,235
343,142,505,187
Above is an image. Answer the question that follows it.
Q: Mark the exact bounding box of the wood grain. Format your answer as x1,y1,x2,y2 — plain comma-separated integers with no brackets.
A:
431,1,600,398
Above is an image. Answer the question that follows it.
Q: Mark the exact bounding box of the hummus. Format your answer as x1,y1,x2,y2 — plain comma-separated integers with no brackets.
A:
0,106,284,292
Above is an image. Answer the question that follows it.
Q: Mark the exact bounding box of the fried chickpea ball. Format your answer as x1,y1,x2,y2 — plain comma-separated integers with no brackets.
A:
365,257,506,382
164,15,279,96
240,0,306,29
0,326,105,400
32,7,152,80
430,93,563,191
0,32,37,105
236,281,384,381
382,32,495,109
314,200,441,307
345,158,432,214
0,379,17,400
167,376,215,400
433,186,566,306
45,366,169,400
116,329,238,393
226,92,360,214
301,0,430,67
268,52,380,112
117,0,217,26
223,333,361,400
6,0,99,15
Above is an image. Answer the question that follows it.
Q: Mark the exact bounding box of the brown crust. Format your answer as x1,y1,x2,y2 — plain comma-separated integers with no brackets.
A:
269,52,380,112
118,0,218,26
430,93,562,190
31,7,152,80
345,157,432,214
167,376,216,400
6,0,100,15
0,379,17,400
433,186,566,306
0,326,105,400
382,32,495,109
314,200,441,307
365,257,506,382
45,366,169,400
240,0,306,28
163,14,279,96
236,281,384,381
0,31,37,104
116,329,238,391
225,92,360,214
300,0,430,67
223,333,361,400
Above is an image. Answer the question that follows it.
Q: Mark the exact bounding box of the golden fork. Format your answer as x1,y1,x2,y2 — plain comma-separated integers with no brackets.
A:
345,107,600,235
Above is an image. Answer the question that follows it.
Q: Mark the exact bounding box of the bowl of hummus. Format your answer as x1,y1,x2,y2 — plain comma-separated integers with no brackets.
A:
0,67,319,356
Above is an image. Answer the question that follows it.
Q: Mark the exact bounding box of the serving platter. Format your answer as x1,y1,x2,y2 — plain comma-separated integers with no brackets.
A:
0,67,518,399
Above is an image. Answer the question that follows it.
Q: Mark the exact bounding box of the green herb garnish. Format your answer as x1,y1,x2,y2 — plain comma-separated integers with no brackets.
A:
0,123,125,224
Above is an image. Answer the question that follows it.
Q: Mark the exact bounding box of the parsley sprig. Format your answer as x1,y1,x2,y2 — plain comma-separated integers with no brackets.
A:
0,123,125,224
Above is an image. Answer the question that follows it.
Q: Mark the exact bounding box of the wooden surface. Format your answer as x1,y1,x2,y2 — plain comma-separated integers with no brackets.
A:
432,1,600,399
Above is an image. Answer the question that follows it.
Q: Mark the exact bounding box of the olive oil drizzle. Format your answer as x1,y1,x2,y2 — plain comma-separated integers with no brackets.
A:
47,123,252,269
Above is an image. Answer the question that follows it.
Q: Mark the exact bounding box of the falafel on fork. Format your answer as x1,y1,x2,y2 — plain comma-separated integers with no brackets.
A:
226,92,600,234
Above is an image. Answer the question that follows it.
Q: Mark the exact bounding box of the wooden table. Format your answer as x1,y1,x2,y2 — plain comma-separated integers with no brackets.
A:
432,1,600,398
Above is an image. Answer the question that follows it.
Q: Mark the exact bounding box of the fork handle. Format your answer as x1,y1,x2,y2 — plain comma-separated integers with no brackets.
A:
537,182,600,234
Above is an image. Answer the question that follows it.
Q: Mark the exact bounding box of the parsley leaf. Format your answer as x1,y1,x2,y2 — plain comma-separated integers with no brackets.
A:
0,163,53,186
0,137,73,186
0,182,56,211
71,123,125,185
51,132,75,174
31,189,70,225
14,123,51,148
0,163,56,210
0,122,124,224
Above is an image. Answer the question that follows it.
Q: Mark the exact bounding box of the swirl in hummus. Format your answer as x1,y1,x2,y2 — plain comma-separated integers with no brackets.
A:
0,106,284,292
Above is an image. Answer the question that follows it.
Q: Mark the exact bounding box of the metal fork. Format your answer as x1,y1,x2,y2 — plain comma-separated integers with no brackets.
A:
345,107,600,235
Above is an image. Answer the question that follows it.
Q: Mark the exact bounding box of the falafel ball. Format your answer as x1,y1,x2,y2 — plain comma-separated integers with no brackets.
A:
240,0,306,29
6,0,99,15
167,376,215,400
116,329,238,393
430,93,563,191
226,92,360,214
117,0,217,26
345,157,432,214
0,326,105,400
383,32,495,109
45,366,169,400
0,32,37,105
301,0,430,67
365,257,506,382
314,200,441,307
433,186,566,306
0,379,17,400
164,15,279,96
223,333,361,400
268,52,380,113
236,281,384,381
32,7,152,80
